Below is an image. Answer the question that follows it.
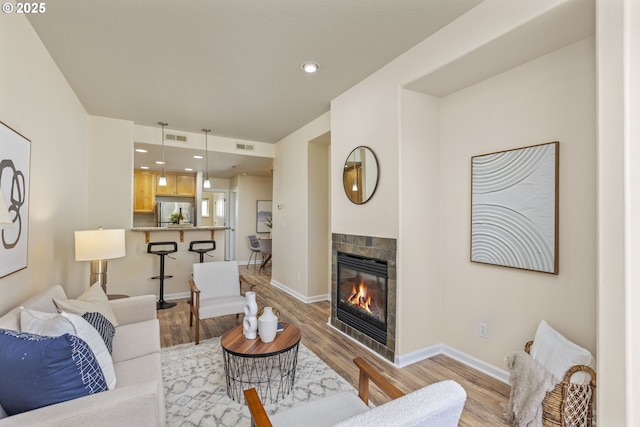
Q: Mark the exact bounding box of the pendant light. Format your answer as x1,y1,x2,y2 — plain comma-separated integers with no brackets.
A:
202,128,211,189
158,121,168,186
351,149,358,192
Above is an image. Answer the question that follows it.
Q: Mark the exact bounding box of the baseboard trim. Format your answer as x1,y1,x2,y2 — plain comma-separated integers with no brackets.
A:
164,291,189,301
394,344,445,368
440,344,509,384
394,343,508,383
269,279,329,304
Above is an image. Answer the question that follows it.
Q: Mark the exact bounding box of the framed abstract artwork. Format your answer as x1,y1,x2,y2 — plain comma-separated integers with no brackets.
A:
0,121,31,278
256,200,272,233
470,141,559,274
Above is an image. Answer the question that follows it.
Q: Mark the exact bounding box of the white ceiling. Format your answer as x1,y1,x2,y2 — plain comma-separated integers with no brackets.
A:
27,0,482,143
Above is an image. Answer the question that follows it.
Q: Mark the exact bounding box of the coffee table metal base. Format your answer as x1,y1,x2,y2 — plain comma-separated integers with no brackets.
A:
222,343,299,404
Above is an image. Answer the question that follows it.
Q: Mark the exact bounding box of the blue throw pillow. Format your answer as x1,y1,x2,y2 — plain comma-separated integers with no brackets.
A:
82,311,115,354
0,329,108,416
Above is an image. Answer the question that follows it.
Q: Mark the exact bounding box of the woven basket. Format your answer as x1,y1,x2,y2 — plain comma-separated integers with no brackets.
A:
525,341,596,427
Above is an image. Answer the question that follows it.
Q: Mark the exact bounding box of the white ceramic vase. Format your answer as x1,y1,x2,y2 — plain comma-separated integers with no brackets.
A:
258,306,278,343
243,292,258,339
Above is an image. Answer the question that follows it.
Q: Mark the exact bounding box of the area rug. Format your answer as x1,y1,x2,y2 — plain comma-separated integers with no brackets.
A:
161,337,355,426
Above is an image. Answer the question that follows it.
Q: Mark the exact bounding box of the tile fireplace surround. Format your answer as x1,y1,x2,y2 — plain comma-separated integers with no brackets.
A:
331,233,397,362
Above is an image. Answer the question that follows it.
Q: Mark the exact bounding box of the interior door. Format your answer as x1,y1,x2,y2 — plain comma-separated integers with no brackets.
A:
228,190,237,261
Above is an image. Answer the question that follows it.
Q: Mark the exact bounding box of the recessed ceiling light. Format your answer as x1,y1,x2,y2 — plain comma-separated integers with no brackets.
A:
301,61,320,73
140,166,149,170
185,168,193,171
135,148,148,153
155,161,165,165
193,155,203,159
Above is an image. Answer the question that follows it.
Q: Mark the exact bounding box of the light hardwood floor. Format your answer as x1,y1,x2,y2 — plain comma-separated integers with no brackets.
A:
157,264,511,426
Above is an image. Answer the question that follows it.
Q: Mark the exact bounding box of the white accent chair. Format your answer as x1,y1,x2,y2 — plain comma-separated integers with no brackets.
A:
244,357,467,427
189,261,247,344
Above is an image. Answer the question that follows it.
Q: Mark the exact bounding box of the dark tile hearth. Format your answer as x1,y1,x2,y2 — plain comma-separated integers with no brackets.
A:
331,233,397,362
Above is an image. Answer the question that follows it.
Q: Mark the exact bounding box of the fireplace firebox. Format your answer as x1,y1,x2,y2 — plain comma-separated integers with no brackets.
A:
336,252,387,344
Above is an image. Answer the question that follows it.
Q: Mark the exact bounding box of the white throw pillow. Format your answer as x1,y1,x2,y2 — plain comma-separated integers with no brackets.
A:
53,283,119,327
20,309,116,390
530,320,595,384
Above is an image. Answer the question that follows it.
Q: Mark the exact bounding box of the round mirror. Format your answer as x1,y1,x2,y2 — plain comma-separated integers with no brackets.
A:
343,146,379,204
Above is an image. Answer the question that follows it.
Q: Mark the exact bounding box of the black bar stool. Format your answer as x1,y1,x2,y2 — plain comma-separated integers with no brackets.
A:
188,240,216,263
147,241,178,310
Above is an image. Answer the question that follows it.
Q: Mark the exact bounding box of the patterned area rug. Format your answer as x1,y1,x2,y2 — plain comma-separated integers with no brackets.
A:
161,337,355,426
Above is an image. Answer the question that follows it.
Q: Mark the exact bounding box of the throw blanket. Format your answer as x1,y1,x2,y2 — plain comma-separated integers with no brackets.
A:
504,351,558,427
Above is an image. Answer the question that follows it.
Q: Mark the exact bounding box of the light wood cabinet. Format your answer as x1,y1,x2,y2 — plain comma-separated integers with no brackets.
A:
176,174,196,196
154,172,196,197
133,170,156,212
155,173,177,196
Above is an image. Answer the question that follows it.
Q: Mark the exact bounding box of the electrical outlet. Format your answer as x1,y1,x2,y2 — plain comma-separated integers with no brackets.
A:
479,322,488,338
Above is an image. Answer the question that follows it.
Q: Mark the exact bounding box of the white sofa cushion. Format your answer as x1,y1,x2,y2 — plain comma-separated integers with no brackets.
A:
530,320,595,384
111,319,160,363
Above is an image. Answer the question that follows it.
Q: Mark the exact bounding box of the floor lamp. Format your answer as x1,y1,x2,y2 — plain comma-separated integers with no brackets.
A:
75,227,126,295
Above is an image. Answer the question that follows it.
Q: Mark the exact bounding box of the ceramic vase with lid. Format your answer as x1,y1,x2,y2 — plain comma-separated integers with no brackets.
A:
243,292,258,339
257,306,278,343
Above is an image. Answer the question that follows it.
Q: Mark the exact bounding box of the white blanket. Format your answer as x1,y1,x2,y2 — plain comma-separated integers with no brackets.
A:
504,351,558,427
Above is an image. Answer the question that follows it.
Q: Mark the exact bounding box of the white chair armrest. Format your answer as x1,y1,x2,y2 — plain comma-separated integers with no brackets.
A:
333,380,466,427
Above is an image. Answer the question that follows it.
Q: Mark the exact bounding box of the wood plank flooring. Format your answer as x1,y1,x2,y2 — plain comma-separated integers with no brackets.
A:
157,265,511,426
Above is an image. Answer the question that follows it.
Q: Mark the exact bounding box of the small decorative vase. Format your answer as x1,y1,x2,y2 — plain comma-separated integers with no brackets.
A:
257,306,278,343
243,316,258,340
243,292,258,339
244,292,258,317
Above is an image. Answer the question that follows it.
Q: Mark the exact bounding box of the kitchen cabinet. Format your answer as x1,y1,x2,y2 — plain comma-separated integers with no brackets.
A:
133,170,156,213
155,172,195,196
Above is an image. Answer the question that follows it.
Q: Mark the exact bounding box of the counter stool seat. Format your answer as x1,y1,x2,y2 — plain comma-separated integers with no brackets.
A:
147,241,178,310
188,240,216,263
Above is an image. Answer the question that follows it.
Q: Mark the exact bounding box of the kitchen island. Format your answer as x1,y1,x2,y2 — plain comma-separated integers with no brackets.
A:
131,225,230,243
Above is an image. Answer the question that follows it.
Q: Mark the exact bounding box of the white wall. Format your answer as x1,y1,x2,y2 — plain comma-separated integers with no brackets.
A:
235,175,273,263
272,113,330,299
397,90,443,354
596,0,640,423
0,13,89,313
330,0,597,372
439,38,596,368
307,134,330,297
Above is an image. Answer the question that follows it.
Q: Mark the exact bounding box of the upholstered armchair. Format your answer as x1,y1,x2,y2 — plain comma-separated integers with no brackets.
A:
244,357,467,427
188,261,247,344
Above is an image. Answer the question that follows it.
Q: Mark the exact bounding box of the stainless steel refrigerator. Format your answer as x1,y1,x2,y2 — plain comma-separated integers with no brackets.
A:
156,202,194,227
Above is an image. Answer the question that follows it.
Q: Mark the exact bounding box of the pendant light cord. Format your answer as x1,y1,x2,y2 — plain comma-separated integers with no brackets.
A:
203,128,211,188
158,121,168,177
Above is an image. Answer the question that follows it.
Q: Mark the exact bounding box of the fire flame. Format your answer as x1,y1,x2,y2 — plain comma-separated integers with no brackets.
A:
347,281,372,313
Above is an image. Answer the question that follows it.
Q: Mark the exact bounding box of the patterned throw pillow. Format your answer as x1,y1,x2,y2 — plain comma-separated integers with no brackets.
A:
19,309,116,390
82,311,115,354
0,329,108,416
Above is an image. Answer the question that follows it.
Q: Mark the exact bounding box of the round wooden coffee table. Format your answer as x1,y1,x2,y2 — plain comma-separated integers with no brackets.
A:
220,322,301,404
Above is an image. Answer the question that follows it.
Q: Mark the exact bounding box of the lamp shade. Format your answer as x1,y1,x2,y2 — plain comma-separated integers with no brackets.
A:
0,192,11,229
75,228,126,261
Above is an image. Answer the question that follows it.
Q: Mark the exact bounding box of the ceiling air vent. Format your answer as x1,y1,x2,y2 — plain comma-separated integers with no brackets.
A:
236,143,255,151
165,133,188,143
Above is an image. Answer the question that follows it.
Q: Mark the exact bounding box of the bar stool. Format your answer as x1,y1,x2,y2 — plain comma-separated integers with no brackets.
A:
147,241,178,310
188,240,216,263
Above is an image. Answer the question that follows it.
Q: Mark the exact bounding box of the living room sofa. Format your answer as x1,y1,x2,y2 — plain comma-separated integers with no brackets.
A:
0,285,165,426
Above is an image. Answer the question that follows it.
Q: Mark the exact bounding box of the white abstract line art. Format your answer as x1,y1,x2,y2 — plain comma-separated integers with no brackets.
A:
471,142,558,274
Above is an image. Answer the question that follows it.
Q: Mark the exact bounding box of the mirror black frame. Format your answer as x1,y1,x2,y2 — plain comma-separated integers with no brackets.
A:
343,146,379,205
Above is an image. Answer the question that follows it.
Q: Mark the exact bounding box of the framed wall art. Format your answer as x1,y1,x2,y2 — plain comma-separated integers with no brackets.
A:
256,200,272,233
470,141,559,274
0,121,31,278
